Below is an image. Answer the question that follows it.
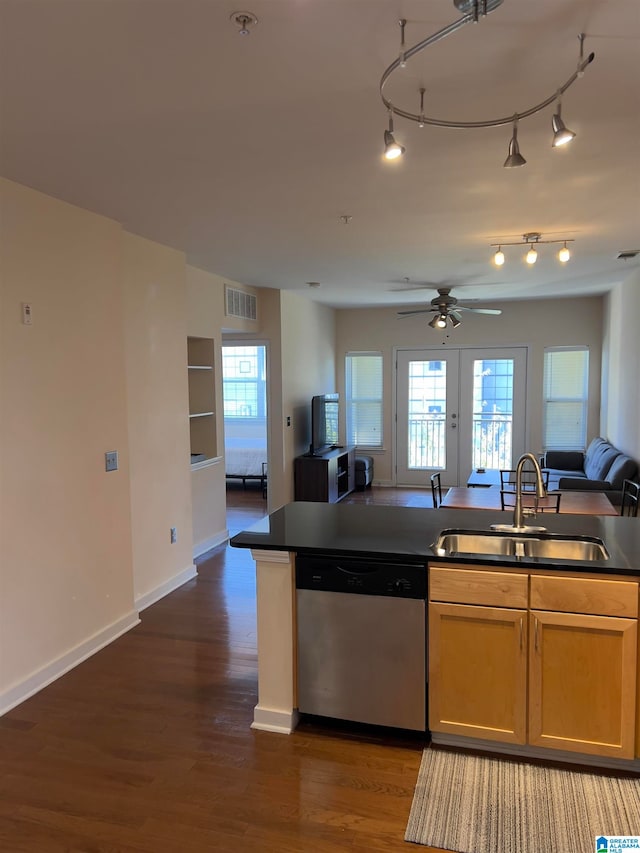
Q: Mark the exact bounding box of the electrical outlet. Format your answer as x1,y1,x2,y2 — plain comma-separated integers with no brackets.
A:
170,527,177,544
105,451,118,472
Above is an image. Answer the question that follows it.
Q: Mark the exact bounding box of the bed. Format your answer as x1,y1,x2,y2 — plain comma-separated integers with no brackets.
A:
225,436,268,491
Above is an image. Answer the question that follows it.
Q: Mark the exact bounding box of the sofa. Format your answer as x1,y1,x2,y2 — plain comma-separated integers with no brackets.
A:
541,437,638,506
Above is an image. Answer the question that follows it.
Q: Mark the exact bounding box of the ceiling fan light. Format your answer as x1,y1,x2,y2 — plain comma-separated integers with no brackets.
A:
450,313,462,328
428,315,439,329
525,246,538,265
493,247,505,266
558,243,571,263
435,314,447,329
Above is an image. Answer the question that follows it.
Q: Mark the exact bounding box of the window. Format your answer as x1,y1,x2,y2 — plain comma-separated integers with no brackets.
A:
222,346,266,419
346,353,383,448
543,347,589,450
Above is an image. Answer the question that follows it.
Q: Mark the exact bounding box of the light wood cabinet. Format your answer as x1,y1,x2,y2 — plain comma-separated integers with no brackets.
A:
429,564,639,760
187,336,217,464
429,600,527,743
528,609,637,758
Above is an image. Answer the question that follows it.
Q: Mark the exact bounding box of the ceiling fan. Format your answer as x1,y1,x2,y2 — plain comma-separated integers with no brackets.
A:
397,287,502,329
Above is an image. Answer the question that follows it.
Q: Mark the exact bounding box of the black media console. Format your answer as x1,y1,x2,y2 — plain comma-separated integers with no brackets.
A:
294,446,355,503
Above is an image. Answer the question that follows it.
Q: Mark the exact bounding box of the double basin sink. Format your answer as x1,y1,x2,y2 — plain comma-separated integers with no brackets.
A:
433,529,609,562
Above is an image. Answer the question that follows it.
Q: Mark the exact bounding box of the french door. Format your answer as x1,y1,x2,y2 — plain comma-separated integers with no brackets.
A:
396,347,527,486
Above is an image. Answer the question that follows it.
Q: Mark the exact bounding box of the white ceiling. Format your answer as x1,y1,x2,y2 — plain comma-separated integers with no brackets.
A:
1,0,639,311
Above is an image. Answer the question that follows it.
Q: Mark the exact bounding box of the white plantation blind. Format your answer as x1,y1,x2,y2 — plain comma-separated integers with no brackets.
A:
346,353,383,448
543,347,589,450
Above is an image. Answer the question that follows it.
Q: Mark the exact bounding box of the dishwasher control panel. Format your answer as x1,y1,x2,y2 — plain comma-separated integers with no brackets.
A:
295,553,426,599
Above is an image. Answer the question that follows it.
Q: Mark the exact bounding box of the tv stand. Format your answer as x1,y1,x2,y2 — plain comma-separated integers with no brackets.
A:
294,446,355,503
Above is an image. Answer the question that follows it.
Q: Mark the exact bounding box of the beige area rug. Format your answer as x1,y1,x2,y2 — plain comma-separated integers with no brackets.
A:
405,747,640,851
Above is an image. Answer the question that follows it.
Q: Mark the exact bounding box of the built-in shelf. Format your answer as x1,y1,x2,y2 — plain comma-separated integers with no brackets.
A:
187,336,217,464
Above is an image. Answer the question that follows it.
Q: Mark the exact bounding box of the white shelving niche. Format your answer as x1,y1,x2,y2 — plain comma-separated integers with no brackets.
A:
187,336,217,465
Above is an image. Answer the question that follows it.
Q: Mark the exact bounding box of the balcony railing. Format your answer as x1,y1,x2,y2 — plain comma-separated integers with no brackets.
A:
407,414,513,470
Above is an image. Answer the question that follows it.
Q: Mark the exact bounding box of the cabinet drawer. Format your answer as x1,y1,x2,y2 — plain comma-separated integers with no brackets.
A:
430,567,528,608
530,575,638,617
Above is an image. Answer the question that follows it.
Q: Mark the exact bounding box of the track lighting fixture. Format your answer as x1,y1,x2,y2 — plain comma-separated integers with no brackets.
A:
504,119,526,168
383,113,405,160
380,2,594,167
551,100,576,148
490,233,575,267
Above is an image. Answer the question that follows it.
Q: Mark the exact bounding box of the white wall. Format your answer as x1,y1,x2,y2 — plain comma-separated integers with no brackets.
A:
0,179,137,711
123,233,195,607
0,179,203,713
601,268,640,462
280,292,336,504
336,296,604,484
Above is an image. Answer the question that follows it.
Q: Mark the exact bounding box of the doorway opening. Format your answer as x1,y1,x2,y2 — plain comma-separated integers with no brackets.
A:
222,344,269,515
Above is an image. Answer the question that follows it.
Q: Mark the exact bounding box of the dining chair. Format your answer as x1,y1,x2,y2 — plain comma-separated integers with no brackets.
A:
500,468,550,492
430,472,443,508
620,479,639,517
500,489,561,513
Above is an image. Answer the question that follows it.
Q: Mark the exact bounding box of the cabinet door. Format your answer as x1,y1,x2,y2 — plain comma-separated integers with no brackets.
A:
529,610,637,759
429,602,527,743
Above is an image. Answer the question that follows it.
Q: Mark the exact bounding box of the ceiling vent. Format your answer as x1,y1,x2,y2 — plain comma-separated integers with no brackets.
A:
616,250,640,261
225,286,257,321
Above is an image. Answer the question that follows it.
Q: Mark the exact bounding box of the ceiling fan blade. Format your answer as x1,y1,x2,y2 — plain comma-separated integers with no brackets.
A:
397,308,437,316
456,306,502,315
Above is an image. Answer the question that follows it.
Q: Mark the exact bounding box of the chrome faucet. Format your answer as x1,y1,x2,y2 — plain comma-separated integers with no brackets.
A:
512,452,547,530
491,451,548,533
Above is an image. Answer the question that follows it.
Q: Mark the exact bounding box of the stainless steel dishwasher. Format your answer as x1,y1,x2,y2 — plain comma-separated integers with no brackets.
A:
295,553,426,731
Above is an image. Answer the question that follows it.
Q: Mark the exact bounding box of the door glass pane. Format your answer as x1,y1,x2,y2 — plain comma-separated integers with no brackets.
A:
472,358,514,469
408,360,446,469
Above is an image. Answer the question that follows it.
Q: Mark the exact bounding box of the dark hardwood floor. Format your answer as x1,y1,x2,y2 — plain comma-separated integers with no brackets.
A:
0,484,443,853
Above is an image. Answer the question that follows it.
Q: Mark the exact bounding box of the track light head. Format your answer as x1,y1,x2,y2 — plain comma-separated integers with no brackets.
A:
384,129,405,159
504,121,526,168
383,114,405,160
525,245,538,265
558,242,571,263
493,247,505,266
551,103,576,147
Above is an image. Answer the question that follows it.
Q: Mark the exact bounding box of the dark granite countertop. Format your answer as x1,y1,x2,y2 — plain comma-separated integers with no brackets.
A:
229,501,640,576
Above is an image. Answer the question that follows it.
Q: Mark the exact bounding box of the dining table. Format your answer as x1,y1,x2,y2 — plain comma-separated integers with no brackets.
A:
440,486,618,516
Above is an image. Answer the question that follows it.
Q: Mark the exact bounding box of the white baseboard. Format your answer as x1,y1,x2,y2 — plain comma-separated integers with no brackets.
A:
0,609,140,716
251,704,300,734
135,564,198,612
193,528,229,559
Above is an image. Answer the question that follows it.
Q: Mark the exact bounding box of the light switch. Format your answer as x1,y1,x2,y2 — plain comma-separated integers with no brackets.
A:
105,451,118,472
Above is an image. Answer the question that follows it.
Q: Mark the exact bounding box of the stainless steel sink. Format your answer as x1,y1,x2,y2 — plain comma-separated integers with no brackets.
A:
433,529,609,561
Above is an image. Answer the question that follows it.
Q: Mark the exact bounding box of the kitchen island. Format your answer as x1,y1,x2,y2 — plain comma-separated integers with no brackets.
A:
230,501,640,770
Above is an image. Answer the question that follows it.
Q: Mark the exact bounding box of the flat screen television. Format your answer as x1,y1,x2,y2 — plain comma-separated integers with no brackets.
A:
310,393,340,455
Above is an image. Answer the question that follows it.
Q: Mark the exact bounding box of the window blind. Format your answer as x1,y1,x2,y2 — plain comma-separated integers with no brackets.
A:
346,353,383,448
543,347,589,450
